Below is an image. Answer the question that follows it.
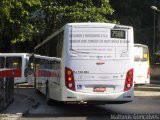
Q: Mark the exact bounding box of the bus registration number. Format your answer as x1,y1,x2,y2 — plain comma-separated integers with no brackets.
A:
94,87,106,92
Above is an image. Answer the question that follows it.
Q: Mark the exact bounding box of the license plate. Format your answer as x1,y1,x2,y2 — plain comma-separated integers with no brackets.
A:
94,87,106,92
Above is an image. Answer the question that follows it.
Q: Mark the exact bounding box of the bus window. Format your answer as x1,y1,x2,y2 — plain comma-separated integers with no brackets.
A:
35,58,49,69
141,47,148,61
134,46,148,62
0,57,5,68
6,57,22,68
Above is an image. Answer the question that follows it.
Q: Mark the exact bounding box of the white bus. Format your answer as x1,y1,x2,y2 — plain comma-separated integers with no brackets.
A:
34,23,134,104
134,44,150,85
0,53,30,84
27,54,60,86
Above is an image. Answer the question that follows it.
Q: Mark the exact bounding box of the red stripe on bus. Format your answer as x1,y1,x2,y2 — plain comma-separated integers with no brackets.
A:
0,69,22,77
36,70,59,77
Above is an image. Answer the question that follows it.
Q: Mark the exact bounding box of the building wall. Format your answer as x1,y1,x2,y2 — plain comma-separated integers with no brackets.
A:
151,65,160,79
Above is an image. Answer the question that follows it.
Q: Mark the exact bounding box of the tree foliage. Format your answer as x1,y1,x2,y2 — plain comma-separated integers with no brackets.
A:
110,0,156,55
0,0,41,44
0,0,115,52
35,0,116,41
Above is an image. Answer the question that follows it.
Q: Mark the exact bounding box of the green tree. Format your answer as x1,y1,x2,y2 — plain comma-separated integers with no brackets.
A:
0,0,115,52
37,0,116,40
110,0,155,55
0,0,41,52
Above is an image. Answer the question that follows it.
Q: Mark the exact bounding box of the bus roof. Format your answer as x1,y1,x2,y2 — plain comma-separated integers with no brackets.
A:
134,44,148,48
0,53,30,57
33,54,61,61
65,22,132,28
34,22,133,51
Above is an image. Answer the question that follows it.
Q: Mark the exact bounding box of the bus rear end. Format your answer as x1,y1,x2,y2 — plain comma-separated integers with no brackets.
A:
0,53,29,84
63,23,134,104
134,44,150,85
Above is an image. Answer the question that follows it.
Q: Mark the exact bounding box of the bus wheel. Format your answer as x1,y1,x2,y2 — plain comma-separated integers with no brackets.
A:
46,82,52,105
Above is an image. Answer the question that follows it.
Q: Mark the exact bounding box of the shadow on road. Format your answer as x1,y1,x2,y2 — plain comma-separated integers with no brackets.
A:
1,87,160,120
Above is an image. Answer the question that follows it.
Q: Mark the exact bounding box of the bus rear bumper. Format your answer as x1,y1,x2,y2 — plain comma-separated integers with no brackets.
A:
63,88,134,104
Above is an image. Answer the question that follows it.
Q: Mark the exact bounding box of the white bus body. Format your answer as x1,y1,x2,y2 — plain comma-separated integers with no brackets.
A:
27,54,61,86
0,53,30,84
134,44,150,85
34,23,134,104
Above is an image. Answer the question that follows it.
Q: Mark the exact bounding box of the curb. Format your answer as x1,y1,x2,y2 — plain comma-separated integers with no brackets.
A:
134,83,160,92
14,84,34,89
134,86,160,92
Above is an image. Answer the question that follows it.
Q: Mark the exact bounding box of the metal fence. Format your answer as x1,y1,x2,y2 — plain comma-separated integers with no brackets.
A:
0,77,14,111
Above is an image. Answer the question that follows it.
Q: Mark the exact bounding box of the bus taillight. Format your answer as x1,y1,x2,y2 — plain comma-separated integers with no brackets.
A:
65,67,75,91
124,69,133,91
147,68,150,78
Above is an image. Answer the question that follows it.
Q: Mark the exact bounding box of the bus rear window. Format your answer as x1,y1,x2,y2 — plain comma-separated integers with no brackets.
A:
134,46,148,62
0,57,5,68
6,57,22,68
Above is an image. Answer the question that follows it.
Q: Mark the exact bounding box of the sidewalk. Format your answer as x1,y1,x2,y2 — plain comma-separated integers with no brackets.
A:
135,90,160,96
0,88,38,120
134,78,160,92
135,84,160,91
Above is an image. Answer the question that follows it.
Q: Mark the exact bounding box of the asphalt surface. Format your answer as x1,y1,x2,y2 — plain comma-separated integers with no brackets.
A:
0,79,160,120
0,87,38,119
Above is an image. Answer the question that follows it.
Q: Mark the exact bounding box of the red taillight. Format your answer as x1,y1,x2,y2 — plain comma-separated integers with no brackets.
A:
147,68,150,78
124,68,133,92
65,67,75,91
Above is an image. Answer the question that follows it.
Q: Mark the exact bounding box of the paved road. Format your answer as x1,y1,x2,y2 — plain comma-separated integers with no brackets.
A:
18,95,160,120
24,95,160,115
0,82,160,120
